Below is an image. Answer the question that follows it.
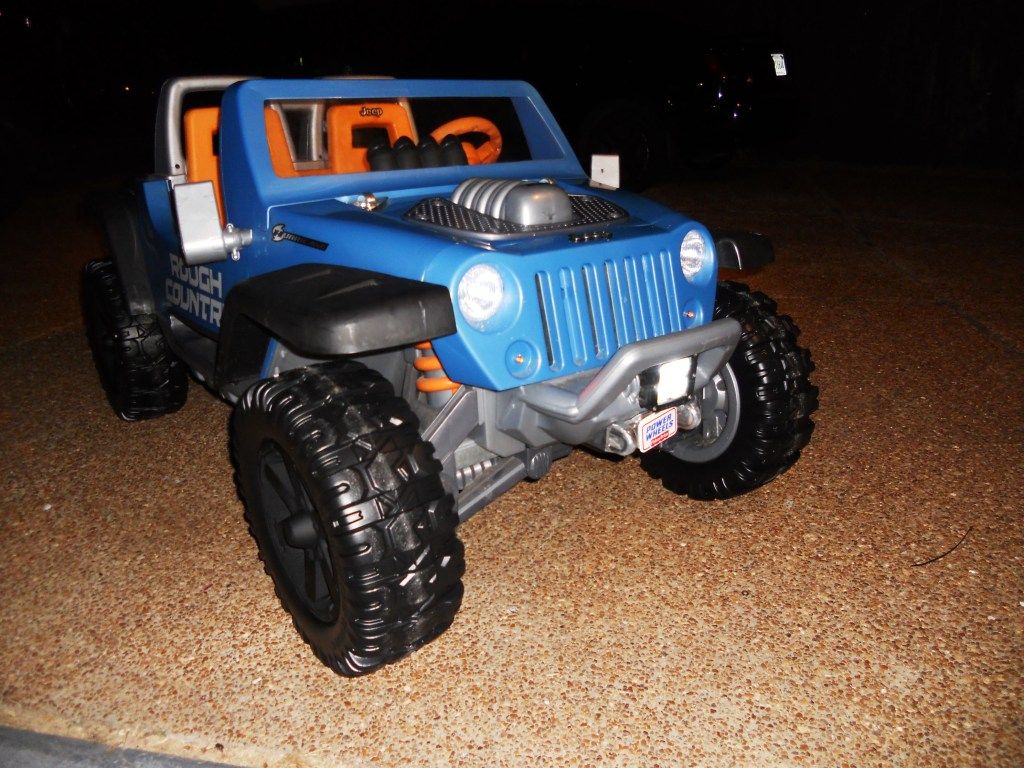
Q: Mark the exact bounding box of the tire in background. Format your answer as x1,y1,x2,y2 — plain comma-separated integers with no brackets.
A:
577,101,673,191
82,259,188,421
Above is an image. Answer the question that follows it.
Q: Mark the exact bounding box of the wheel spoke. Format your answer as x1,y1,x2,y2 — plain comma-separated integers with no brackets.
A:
262,459,299,510
304,549,319,602
303,543,337,607
701,381,723,443
313,543,338,606
284,461,312,514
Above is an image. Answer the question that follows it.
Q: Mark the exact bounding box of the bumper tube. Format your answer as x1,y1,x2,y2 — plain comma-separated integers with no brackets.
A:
515,318,742,425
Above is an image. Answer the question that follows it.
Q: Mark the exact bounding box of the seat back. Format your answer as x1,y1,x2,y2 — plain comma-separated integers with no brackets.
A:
326,102,417,174
183,106,303,222
183,106,224,222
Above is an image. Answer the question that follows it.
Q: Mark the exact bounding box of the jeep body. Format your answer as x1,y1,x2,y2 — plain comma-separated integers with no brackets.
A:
86,75,817,674
104,76,757,519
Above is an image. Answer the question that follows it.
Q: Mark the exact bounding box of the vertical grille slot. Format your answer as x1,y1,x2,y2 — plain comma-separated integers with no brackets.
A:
658,248,683,333
604,260,634,347
558,267,588,366
535,272,562,370
580,264,610,359
532,276,557,370
535,249,682,372
622,256,648,339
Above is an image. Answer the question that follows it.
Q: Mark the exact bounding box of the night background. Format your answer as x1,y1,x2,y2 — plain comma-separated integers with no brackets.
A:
1,0,1021,191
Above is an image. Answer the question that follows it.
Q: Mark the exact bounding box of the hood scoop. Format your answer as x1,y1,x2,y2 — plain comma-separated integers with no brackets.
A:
405,177,628,241
452,178,573,226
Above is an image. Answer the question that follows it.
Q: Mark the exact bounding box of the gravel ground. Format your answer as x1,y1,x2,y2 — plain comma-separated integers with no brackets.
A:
1,162,1021,767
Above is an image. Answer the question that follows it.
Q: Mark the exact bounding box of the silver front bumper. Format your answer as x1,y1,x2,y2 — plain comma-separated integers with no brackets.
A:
515,318,741,424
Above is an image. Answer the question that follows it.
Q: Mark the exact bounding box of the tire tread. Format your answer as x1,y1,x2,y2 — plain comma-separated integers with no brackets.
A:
233,361,464,676
641,281,818,500
83,260,187,421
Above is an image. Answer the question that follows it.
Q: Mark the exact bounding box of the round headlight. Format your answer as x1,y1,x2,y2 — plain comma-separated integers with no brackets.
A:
679,230,709,281
458,263,504,329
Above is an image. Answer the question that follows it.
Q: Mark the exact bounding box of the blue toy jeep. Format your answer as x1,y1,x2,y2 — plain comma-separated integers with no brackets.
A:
84,77,817,676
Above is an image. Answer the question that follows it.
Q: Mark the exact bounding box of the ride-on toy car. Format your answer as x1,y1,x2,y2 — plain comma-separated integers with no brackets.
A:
84,77,817,676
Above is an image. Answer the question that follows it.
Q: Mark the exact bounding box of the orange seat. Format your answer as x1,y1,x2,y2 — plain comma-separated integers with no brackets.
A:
326,102,417,173
183,107,225,221
183,106,304,221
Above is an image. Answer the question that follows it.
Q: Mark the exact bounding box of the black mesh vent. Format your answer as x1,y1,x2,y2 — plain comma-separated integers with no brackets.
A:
405,194,628,239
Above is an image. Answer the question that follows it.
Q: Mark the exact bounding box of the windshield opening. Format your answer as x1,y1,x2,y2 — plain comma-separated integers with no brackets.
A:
263,96,534,178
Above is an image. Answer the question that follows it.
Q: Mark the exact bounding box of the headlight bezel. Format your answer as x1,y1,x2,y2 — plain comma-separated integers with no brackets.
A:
679,229,713,284
457,262,514,332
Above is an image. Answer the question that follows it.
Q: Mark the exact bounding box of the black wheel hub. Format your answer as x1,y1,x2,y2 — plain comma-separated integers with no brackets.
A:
257,443,339,624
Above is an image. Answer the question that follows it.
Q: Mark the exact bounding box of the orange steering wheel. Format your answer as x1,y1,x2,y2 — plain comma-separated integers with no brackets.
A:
430,116,503,165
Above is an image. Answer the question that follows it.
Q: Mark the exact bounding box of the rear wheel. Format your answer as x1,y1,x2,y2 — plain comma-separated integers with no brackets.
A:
232,361,465,676
82,260,187,420
641,281,818,499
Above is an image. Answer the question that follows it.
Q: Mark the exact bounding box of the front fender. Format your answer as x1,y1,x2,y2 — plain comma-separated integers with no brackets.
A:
215,263,455,386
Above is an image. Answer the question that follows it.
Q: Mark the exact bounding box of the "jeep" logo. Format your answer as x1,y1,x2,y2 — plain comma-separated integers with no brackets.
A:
359,105,383,117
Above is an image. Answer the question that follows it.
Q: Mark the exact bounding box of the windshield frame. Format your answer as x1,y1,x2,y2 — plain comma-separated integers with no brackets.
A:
219,79,585,214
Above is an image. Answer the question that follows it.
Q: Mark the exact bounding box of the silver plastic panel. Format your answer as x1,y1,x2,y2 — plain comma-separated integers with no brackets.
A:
502,183,574,226
172,182,252,265
515,319,742,425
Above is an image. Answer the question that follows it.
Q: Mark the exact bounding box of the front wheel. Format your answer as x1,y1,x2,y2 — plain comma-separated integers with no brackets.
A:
232,361,465,676
641,282,818,499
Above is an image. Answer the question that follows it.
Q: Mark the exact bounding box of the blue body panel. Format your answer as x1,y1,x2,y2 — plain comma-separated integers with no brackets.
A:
146,78,717,391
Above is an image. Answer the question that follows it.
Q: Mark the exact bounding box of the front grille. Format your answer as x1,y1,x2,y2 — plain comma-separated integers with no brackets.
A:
406,194,627,240
535,250,684,370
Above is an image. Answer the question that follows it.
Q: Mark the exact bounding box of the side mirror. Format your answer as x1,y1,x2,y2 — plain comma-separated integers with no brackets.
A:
171,181,252,265
589,154,620,190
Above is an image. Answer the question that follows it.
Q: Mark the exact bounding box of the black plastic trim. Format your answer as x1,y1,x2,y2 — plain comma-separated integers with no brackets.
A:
215,264,456,386
98,184,160,314
714,230,775,271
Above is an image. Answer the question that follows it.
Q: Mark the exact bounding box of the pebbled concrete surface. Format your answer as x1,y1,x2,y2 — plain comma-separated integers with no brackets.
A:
0,163,1021,767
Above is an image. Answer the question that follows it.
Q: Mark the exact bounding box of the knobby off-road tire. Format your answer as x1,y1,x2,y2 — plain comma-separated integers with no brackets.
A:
82,260,188,421
641,281,818,500
232,361,465,676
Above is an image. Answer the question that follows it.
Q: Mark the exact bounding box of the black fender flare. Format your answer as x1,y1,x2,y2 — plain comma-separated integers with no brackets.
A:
215,263,457,387
97,185,159,315
714,230,775,271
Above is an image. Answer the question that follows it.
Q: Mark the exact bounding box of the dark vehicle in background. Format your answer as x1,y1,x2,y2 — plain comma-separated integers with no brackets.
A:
246,3,802,189
544,38,798,188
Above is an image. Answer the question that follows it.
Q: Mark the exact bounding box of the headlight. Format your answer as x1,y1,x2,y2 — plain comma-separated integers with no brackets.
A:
679,230,709,282
458,263,504,329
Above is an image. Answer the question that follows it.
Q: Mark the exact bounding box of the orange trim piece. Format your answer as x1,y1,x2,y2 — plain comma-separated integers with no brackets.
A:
418,377,461,393
183,106,225,223
264,107,299,178
326,102,417,174
413,341,460,394
429,116,503,165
